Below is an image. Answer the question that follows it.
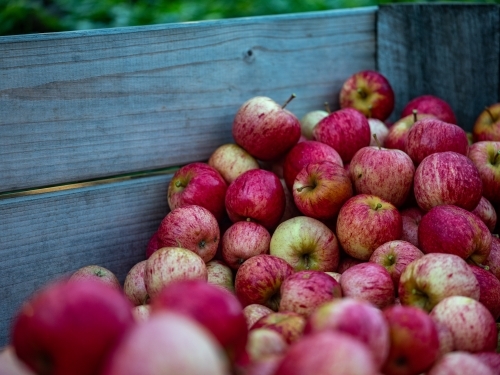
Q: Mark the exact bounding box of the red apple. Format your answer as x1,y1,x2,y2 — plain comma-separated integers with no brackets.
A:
472,196,498,232
339,70,395,121
413,151,483,211
225,169,285,231
312,107,371,163
278,178,301,224
167,162,227,221
468,141,500,205
368,118,390,146
246,328,288,362
473,352,500,375
208,143,260,184
232,95,301,161
123,260,148,306
299,110,328,140
251,311,306,344
399,206,425,247
469,265,500,320
401,95,457,124
473,103,500,142
69,265,121,291
485,236,500,280
206,259,234,293
243,304,274,329
428,352,495,375
383,111,436,151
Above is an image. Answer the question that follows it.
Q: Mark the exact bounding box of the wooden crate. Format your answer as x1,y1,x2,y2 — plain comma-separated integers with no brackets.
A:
0,4,498,347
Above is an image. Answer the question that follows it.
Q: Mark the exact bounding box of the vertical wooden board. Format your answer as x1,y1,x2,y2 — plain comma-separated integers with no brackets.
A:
377,4,500,130
0,174,171,346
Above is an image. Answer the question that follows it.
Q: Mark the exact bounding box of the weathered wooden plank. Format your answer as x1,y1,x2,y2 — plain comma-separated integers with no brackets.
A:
0,173,171,346
0,7,377,193
377,4,500,130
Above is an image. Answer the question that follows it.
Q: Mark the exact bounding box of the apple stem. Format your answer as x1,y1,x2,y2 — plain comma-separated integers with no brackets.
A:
412,109,418,123
485,106,494,121
373,133,382,150
282,93,296,109
324,102,331,114
387,254,395,264
375,203,382,210
296,185,313,192
357,88,367,99
175,180,186,188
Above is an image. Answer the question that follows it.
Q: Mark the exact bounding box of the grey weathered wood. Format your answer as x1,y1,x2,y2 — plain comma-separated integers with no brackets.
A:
377,4,500,130
0,173,171,346
0,7,377,193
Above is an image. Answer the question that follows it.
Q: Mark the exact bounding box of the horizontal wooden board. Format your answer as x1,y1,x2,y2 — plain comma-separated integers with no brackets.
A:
377,4,500,129
0,7,377,193
0,173,171,346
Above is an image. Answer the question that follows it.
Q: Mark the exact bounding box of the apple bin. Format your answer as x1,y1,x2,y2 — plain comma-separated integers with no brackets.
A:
1,2,500,371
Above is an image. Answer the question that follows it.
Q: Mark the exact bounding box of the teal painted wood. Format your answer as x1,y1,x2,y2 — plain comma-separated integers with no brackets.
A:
377,4,500,130
0,7,377,193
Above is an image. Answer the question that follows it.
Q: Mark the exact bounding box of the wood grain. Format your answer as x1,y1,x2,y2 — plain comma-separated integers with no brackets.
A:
0,7,377,193
377,4,500,129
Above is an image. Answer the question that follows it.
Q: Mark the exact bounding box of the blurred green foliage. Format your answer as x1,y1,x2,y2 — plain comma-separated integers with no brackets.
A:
1,0,499,36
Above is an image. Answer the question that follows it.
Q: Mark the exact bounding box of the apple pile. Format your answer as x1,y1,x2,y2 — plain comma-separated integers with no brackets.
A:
7,70,500,375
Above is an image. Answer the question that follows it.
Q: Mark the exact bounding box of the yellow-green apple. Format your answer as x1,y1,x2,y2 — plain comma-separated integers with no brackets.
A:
312,107,371,163
251,311,306,344
473,103,500,142
305,298,390,369
300,110,328,140
485,236,500,280
232,95,301,161
429,296,498,353
132,304,151,323
144,247,207,299
278,270,342,317
472,196,498,232
151,279,248,366
418,204,492,265
368,118,390,146
269,216,340,272
428,352,495,375
473,352,500,375
156,205,220,263
339,70,395,121
413,151,483,211
100,312,230,375
383,111,435,151
401,95,457,124
208,143,259,184
246,328,288,362
399,206,425,247
167,162,227,221
398,253,480,312
123,260,148,306
405,118,469,165
469,265,500,320
283,140,343,192
11,279,135,375
69,264,121,290
293,160,353,220
369,240,424,292
243,304,274,329
225,169,285,231
145,231,159,259
221,221,270,270
468,141,500,205
206,259,234,293
273,331,378,375
336,194,403,261
349,144,415,208
234,254,294,310
381,305,440,375
340,262,395,309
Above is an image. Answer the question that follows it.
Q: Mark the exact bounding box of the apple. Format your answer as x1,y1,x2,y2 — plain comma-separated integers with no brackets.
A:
232,95,301,161
383,111,436,151
156,204,220,263
167,162,227,221
305,297,390,369
401,95,457,124
205,259,234,293
269,216,340,272
340,262,395,309
418,204,492,266
434,320,454,358
246,328,288,362
100,312,230,375
405,117,469,165
123,260,148,306
144,247,207,300
208,143,260,184
336,194,403,261
132,304,151,323
299,109,328,140
473,352,500,375
469,265,500,320
221,221,270,270
251,311,306,344
349,144,415,207
369,240,424,292
368,118,390,146
468,141,500,205
225,169,285,231
339,70,395,121
428,352,495,375
430,296,498,353
243,304,274,329
399,206,425,247
69,264,121,290
145,231,160,259
485,236,500,280
473,103,500,142
337,251,364,273
0,346,35,375
312,107,371,163
413,151,483,211
241,355,283,375
381,305,440,375
279,270,342,317
324,271,341,282
234,254,294,310
292,160,353,220
273,331,378,375
11,279,135,375
398,253,480,312
472,196,498,232
282,140,343,192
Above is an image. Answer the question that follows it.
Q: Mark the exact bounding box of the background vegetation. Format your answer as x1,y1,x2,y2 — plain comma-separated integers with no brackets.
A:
1,0,499,36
